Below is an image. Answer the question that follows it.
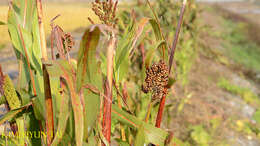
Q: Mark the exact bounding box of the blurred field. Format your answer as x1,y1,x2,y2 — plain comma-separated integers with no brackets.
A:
0,5,9,48
0,3,99,49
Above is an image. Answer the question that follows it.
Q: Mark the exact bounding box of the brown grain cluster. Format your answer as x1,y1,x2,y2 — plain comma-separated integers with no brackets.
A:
64,33,74,52
91,0,118,28
142,60,169,101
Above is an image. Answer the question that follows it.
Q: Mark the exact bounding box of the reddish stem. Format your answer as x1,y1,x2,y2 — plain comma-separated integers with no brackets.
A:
155,0,187,130
168,0,187,72
155,88,167,128
152,5,187,146
102,35,116,145
102,81,112,144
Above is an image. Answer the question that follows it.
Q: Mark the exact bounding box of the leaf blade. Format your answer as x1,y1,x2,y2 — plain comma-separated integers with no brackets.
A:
111,105,168,145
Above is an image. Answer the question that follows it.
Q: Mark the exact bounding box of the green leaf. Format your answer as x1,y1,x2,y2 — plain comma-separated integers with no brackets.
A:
41,72,70,145
16,117,25,146
145,40,166,68
51,83,70,146
46,60,84,146
149,19,169,60
149,19,162,41
134,124,146,146
115,139,130,146
32,72,45,121
253,109,260,124
112,105,168,145
0,102,32,125
115,18,149,81
8,0,42,72
26,111,42,145
76,26,101,92
0,136,18,146
7,4,44,140
76,26,103,139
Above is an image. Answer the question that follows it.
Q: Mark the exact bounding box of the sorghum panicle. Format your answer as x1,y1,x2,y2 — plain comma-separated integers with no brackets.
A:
142,60,169,101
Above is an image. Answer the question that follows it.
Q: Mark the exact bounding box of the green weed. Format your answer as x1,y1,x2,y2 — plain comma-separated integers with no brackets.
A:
220,17,260,72
253,109,260,124
217,77,260,106
191,125,212,146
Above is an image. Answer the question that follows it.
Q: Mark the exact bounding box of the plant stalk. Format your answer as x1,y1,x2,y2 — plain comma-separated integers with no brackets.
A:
102,35,116,145
36,0,47,60
36,0,54,145
154,0,187,131
155,88,167,128
145,102,152,123
168,0,187,72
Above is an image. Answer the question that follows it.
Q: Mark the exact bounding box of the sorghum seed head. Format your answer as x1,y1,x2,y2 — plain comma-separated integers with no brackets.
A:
142,60,169,101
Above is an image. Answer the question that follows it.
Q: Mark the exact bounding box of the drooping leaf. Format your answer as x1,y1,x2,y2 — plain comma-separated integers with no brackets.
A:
46,60,84,146
149,19,169,60
0,102,32,125
115,18,150,82
76,26,103,139
76,26,101,92
112,105,168,145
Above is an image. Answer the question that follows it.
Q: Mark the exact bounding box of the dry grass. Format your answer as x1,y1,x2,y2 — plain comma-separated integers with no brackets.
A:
0,3,99,48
